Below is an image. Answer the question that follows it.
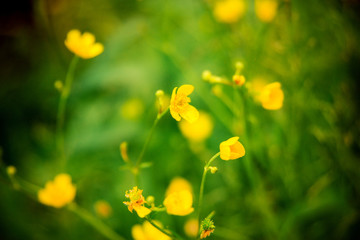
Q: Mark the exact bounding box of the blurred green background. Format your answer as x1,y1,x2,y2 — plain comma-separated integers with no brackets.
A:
1,0,360,239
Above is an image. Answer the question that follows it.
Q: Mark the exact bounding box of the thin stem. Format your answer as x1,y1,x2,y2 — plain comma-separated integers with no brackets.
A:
68,203,125,240
197,152,220,227
145,217,182,240
56,55,79,167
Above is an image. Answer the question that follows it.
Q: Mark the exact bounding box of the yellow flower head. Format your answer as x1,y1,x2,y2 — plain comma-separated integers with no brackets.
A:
219,137,245,160
123,186,151,218
65,29,104,59
214,0,246,23
132,221,171,240
38,173,76,208
184,219,199,238
255,0,278,23
178,111,214,142
94,200,112,218
258,82,284,110
166,177,193,197
170,85,199,123
163,190,194,216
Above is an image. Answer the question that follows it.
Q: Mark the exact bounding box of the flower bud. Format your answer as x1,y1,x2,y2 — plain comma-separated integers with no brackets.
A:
209,166,218,174
233,74,246,86
202,70,212,81
54,80,63,91
6,165,16,176
120,142,129,163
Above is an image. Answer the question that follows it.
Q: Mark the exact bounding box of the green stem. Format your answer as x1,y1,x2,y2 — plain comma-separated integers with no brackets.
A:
197,152,220,227
68,203,125,240
145,217,182,240
56,55,79,167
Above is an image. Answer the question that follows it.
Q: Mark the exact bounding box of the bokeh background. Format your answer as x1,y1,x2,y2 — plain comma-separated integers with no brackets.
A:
1,0,360,239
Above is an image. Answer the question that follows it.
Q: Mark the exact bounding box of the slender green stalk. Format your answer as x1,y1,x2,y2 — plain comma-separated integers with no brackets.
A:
145,217,183,240
68,203,125,240
197,152,220,226
56,55,79,166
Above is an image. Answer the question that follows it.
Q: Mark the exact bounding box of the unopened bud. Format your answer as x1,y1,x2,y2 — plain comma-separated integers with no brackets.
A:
202,70,212,81
6,165,16,175
235,62,244,71
233,75,246,86
209,166,218,174
146,195,155,205
120,142,129,163
54,80,63,91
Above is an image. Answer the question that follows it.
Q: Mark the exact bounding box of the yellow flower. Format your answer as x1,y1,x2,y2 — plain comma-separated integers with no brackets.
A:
170,85,199,123
132,221,171,240
255,0,278,22
123,187,151,218
200,229,214,239
38,173,76,208
178,111,213,142
64,29,104,59
165,177,193,197
214,0,246,23
258,82,284,110
94,200,112,218
219,137,245,160
184,219,199,238
6,165,16,175
163,190,194,216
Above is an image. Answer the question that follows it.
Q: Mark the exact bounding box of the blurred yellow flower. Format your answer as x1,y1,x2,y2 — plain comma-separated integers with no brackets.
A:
165,177,193,197
38,173,76,208
184,219,199,238
94,200,112,218
132,221,171,240
219,136,245,160
65,29,104,59
214,0,246,23
6,165,16,175
170,85,199,123
259,82,284,110
255,0,278,22
163,190,194,216
178,111,214,142
123,187,151,218
121,98,145,120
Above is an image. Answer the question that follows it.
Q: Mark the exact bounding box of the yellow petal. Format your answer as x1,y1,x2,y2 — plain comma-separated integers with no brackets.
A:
220,144,231,160
131,224,146,240
180,105,199,123
177,84,194,96
134,205,151,218
223,136,239,146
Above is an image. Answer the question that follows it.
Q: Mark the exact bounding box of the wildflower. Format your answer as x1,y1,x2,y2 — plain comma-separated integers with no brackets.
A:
214,0,246,23
209,166,218,174
178,111,214,142
258,82,284,110
6,165,16,175
132,221,171,240
123,187,151,218
166,177,193,197
200,218,215,239
219,137,245,160
64,29,103,59
164,190,194,216
121,98,144,120
170,85,199,123
94,200,112,218
38,173,76,208
255,0,278,22
233,74,246,86
120,142,129,163
184,219,199,238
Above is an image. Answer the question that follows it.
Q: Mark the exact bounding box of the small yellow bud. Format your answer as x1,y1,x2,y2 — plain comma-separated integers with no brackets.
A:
54,80,63,91
94,200,112,218
209,166,218,174
120,142,129,163
235,62,244,71
6,165,16,175
155,90,164,98
202,70,212,81
233,75,246,86
146,195,155,205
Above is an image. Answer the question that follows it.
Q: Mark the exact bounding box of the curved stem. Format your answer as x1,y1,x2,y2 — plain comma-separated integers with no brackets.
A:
145,217,182,240
56,55,79,167
68,203,125,240
197,152,220,227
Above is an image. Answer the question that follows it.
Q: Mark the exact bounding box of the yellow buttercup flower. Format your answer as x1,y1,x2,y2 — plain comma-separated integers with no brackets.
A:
65,29,104,59
123,187,151,218
94,200,112,218
166,177,193,197
163,190,194,216
178,111,214,142
219,137,245,160
38,173,76,208
255,0,278,22
170,85,199,123
132,221,171,240
258,82,284,110
214,0,246,23
184,219,199,238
